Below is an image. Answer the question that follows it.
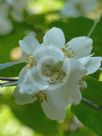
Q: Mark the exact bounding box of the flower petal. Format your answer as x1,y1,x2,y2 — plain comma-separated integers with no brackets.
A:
78,56,91,66
67,36,93,58
85,57,102,75
19,35,39,55
13,87,35,105
41,94,66,121
34,46,64,62
43,27,65,48
19,66,48,94
65,58,87,81
62,58,87,105
67,84,82,105
19,65,29,82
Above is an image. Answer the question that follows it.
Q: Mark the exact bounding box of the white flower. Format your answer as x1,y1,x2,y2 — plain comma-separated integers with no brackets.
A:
43,27,102,75
13,27,101,120
0,16,13,35
61,0,98,17
17,33,65,93
42,27,102,91
0,3,9,18
13,58,86,120
0,2,13,35
66,36,102,75
13,28,87,120
6,0,29,22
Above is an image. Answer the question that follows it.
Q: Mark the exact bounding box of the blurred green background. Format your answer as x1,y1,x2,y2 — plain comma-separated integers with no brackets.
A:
0,0,102,136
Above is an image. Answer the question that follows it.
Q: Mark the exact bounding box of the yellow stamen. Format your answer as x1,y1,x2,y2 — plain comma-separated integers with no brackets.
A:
33,91,48,103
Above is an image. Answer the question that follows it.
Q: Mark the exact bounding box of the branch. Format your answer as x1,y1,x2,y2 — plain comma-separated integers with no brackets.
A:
82,97,102,111
0,77,18,82
0,81,18,87
0,77,18,87
87,15,101,37
0,77,102,111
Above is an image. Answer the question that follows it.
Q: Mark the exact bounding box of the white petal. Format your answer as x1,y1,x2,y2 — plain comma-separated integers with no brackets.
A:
79,56,91,66
67,36,93,58
34,46,64,62
41,58,86,119
65,58,87,81
47,58,86,105
67,84,82,105
13,87,35,105
19,65,29,82
41,94,66,121
19,66,48,94
62,58,87,105
43,27,65,48
85,57,102,75
19,35,39,55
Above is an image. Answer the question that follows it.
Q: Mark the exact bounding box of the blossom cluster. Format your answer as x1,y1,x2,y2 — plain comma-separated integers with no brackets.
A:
0,0,29,35
61,0,98,18
7,27,101,120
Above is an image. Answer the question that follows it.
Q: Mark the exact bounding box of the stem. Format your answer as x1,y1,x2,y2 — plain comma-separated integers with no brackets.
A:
0,77,18,82
87,16,101,37
82,97,102,111
0,81,18,88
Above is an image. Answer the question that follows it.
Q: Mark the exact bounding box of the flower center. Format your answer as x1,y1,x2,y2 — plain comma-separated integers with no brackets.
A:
42,61,66,85
27,56,36,68
62,47,75,58
34,91,48,103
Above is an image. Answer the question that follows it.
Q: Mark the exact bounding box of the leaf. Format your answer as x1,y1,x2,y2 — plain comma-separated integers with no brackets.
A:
48,17,93,41
10,101,59,136
0,21,31,77
72,77,102,136
91,17,102,56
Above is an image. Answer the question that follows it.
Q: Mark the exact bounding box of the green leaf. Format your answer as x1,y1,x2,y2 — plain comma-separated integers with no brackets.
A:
48,17,93,41
0,21,31,76
91,17,102,56
64,127,97,136
10,102,59,136
72,77,102,136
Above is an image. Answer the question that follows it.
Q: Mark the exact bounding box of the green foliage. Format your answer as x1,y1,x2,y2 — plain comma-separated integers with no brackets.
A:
91,17,102,56
10,102,59,136
72,77,102,136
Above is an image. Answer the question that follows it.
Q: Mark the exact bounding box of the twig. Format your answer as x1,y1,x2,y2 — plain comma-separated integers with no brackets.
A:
87,16,101,37
82,97,102,111
0,78,102,111
0,81,18,87
0,77,18,82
